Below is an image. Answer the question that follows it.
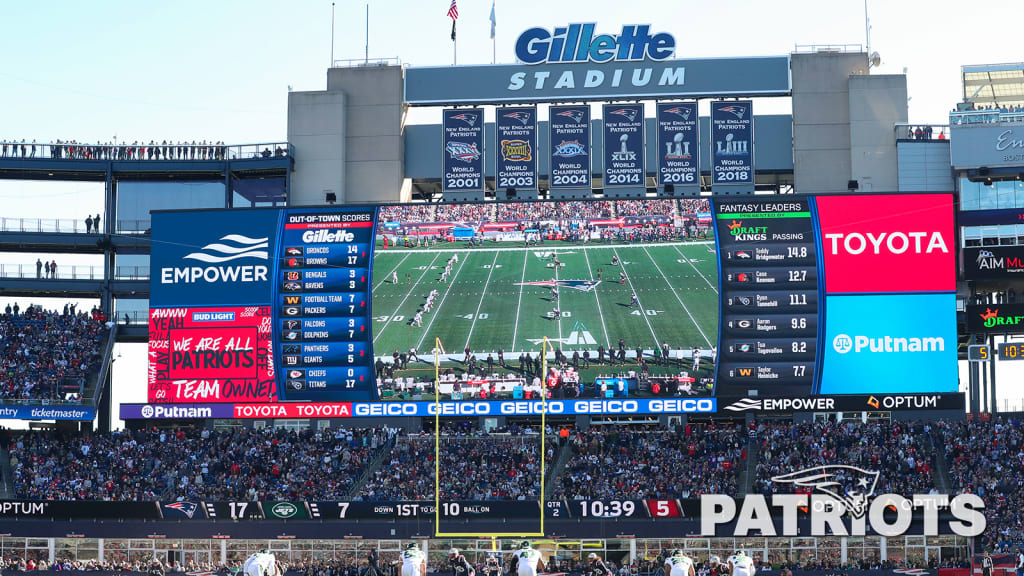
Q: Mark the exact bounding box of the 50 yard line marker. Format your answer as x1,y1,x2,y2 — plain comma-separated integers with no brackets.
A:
464,251,499,348
510,250,529,350
612,247,659,345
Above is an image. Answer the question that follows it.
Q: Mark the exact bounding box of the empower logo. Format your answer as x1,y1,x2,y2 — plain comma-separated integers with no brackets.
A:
160,233,269,285
832,334,945,354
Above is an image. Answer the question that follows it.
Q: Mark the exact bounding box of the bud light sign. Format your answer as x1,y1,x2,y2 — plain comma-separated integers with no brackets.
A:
602,104,645,188
711,100,753,186
656,102,699,190
442,108,485,193
496,107,538,191
549,105,591,190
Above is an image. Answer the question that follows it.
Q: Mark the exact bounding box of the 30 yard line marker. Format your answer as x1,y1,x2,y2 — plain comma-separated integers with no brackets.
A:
464,251,499,348
671,244,718,294
644,246,711,347
373,253,440,343
415,252,470,351
612,247,659,345
510,249,529,350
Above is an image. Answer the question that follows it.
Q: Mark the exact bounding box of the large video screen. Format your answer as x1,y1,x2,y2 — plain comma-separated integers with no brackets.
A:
142,194,958,418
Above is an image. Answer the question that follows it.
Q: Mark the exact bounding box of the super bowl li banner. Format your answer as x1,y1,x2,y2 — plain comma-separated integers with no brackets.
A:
602,104,645,188
656,102,699,190
495,106,538,190
549,105,591,190
711,100,753,186
442,108,485,193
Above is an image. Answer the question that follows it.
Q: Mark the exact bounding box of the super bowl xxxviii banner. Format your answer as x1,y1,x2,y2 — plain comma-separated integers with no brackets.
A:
549,104,591,189
496,106,538,191
711,100,753,186
442,108,484,192
656,102,699,190
602,103,645,188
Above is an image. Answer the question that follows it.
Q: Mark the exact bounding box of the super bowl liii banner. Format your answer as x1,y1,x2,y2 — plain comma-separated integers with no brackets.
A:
656,102,699,189
549,105,591,189
496,106,538,190
442,108,485,192
711,100,754,186
602,103,645,188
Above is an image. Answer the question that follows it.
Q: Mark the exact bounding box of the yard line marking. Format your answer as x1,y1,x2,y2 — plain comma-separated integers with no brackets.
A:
464,251,500,349
373,253,441,343
644,246,711,347
416,252,471,351
376,241,713,254
511,249,529,350
671,244,718,294
612,247,659,346
372,252,411,291
582,246,611,348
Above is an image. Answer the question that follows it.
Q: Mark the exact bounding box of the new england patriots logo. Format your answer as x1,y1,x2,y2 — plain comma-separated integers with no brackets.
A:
608,108,638,122
446,141,482,162
771,465,880,519
718,105,746,119
450,113,478,127
163,501,199,519
503,111,532,126
516,280,600,293
663,106,692,121
555,109,585,124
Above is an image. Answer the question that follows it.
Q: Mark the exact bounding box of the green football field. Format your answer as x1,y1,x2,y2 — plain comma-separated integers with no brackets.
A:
369,241,719,361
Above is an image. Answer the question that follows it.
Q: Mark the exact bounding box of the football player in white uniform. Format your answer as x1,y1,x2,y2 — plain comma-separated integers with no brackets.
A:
510,541,545,576
663,549,695,576
244,549,278,576
727,550,755,576
401,543,426,576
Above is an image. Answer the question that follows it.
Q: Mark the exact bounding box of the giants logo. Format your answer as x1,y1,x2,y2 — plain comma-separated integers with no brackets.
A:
816,194,955,294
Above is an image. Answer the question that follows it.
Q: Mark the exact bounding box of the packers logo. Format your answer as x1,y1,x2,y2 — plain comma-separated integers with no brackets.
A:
501,139,532,162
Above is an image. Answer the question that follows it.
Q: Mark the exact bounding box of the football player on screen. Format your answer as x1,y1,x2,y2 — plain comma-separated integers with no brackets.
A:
401,543,426,576
664,549,695,576
509,542,545,576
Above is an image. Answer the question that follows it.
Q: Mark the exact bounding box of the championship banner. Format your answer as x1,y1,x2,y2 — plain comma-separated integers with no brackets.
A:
711,100,754,186
602,103,645,188
656,102,699,190
442,108,484,193
495,106,538,191
549,105,591,190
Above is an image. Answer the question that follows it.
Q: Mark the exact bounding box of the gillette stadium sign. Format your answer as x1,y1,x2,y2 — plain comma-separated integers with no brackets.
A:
404,24,790,105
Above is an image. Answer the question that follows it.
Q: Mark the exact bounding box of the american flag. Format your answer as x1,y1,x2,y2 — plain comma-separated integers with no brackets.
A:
447,0,458,20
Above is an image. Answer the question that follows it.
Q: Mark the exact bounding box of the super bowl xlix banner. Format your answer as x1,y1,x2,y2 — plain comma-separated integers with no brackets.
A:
711,100,753,186
549,105,591,190
656,102,699,189
442,108,485,192
602,104,644,188
496,107,538,190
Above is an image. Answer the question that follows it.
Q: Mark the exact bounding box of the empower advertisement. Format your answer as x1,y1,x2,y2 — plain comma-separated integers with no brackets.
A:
495,107,538,191
964,246,1024,279
548,105,591,189
602,103,644,188
711,101,754,186
656,102,699,189
442,108,485,193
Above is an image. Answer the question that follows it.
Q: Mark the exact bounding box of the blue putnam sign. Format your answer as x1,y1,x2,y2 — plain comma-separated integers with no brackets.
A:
495,107,538,190
549,105,591,189
515,24,675,64
711,100,754,187
656,102,699,189
442,108,485,192
602,103,645,188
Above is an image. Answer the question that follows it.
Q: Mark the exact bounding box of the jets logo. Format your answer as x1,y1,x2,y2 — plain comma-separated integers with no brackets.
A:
771,465,880,519
516,280,600,293
718,105,746,119
555,109,585,124
607,108,638,122
503,110,532,125
663,106,691,121
450,112,478,126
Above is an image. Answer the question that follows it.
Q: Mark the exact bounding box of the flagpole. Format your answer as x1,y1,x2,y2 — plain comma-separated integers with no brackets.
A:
491,1,496,64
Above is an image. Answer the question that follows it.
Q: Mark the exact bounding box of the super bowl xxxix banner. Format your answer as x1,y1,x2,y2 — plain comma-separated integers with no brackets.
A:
442,108,485,193
549,105,591,190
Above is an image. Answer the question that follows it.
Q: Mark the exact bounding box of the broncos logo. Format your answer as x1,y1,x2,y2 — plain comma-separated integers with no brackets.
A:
718,105,746,119
503,111,532,126
450,113,478,127
608,108,638,122
555,109,585,124
663,106,692,121
771,465,880,518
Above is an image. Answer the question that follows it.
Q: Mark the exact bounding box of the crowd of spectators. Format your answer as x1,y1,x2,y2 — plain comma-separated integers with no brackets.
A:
752,420,936,498
552,424,743,500
677,199,711,215
615,200,674,217
9,426,396,501
379,200,698,228
494,201,616,222
0,140,231,161
379,205,438,224
0,306,107,401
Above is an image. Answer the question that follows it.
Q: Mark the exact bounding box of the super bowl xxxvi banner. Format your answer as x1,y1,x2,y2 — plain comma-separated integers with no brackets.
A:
496,106,538,190
711,100,753,186
549,105,591,189
656,102,699,190
442,108,485,192
602,103,645,188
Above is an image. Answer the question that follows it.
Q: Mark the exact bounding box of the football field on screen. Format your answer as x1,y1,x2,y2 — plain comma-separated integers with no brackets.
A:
370,242,719,358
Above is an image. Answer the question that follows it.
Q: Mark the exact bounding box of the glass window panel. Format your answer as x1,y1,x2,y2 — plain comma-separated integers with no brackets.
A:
960,180,980,211
979,187,998,210
998,181,1015,208
116,181,225,233
231,177,286,208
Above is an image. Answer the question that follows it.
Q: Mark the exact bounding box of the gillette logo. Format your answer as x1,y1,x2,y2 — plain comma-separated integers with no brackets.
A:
833,333,945,354
302,230,355,244
824,232,948,255
515,24,675,65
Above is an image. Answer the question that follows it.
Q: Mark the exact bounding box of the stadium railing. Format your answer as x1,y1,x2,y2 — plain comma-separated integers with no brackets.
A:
0,265,148,280
0,217,96,234
0,141,292,161
894,123,950,141
950,110,1024,125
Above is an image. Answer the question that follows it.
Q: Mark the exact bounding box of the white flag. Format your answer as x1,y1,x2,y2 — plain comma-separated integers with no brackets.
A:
489,1,496,39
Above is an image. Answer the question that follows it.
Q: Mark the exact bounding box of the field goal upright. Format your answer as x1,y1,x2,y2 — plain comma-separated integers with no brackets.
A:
433,337,547,538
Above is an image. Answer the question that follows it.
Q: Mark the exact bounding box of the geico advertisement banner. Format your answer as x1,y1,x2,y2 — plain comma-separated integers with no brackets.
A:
815,194,955,293
442,108,485,192
495,107,538,191
964,246,1024,279
0,405,95,421
966,303,1024,333
122,398,716,419
819,294,958,394
151,209,280,306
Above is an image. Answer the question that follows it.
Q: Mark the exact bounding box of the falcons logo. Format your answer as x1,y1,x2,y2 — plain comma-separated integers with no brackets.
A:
555,109,585,124
663,106,691,121
450,113,478,126
771,465,880,519
503,110,532,126
608,108,638,122
718,105,746,119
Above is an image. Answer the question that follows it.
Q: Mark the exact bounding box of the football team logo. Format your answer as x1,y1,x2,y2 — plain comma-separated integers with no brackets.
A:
285,247,303,256
553,140,587,158
503,110,532,125
607,108,638,122
285,271,300,281
771,465,880,519
450,112,478,126
163,502,199,519
718,105,746,119
501,140,532,162
446,141,482,162
183,234,268,263
663,106,692,121
516,280,600,292
555,109,585,124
